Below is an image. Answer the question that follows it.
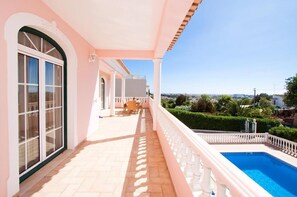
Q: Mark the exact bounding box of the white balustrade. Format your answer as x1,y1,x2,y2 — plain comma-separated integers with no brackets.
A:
149,98,271,197
191,153,202,191
199,133,297,157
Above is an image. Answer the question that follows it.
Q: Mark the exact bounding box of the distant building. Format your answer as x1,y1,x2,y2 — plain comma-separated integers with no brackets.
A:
272,95,286,109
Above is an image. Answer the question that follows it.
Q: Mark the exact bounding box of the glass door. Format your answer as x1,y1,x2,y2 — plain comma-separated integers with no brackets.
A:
18,54,64,177
18,53,40,174
18,28,65,179
45,62,63,156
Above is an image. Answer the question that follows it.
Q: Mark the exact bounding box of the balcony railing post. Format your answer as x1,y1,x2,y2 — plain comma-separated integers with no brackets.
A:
185,150,194,177
191,153,202,191
201,165,211,196
180,145,188,168
216,182,227,197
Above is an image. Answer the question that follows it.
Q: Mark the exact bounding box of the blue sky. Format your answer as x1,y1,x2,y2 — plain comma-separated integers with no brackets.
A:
123,0,297,95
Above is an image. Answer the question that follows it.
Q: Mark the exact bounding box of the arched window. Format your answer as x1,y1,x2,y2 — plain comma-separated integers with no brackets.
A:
18,27,66,180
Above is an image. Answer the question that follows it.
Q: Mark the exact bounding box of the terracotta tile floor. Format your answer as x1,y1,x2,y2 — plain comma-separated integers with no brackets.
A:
20,108,176,197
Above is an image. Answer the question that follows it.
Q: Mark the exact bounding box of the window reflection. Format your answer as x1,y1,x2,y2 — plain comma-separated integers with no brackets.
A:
46,87,54,109
27,86,39,111
18,54,24,83
27,138,40,168
55,65,62,86
19,144,25,173
19,115,25,143
55,129,63,150
46,110,54,131
46,62,53,85
46,131,55,156
27,112,39,139
26,57,38,84
18,85,25,113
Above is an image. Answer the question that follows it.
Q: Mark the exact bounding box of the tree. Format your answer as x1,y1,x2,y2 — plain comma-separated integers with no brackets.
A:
259,97,273,109
175,94,187,106
191,94,214,112
215,95,232,112
252,93,272,104
284,75,297,107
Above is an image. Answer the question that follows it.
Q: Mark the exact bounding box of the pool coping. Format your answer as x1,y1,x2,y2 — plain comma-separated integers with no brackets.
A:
212,144,297,168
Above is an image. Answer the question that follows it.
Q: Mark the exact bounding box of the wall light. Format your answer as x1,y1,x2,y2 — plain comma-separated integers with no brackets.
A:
89,52,97,63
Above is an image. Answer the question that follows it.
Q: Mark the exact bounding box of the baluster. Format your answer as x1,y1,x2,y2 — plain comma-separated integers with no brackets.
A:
173,136,181,156
216,182,227,197
185,150,194,177
171,133,179,152
180,145,188,168
201,164,211,196
191,153,202,191
176,142,184,162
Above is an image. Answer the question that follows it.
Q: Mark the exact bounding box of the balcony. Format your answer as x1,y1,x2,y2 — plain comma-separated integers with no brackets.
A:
20,107,176,196
19,97,272,196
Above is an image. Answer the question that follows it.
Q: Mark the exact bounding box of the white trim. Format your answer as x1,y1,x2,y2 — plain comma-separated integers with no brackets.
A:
110,71,116,116
4,13,78,196
102,59,129,78
153,58,162,131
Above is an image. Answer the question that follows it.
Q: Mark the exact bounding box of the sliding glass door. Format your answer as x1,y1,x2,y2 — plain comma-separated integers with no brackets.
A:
18,28,65,178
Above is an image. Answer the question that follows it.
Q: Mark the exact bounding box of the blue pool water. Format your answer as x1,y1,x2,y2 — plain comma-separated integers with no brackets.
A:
222,152,297,197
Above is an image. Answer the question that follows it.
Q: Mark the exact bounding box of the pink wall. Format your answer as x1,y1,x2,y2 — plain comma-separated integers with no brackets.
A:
0,1,99,195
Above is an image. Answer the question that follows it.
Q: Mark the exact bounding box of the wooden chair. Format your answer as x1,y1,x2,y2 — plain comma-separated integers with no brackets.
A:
127,100,137,113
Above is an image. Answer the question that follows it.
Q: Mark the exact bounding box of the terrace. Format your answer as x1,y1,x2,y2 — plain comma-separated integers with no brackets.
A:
19,98,272,196
1,0,295,196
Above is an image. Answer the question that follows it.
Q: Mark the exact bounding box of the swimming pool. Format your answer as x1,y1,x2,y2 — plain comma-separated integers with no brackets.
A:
222,152,297,197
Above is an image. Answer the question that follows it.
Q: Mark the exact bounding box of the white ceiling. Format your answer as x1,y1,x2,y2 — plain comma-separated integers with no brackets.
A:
42,0,165,51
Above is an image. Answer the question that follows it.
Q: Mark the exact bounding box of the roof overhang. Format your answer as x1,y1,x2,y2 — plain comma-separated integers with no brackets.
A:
42,0,202,59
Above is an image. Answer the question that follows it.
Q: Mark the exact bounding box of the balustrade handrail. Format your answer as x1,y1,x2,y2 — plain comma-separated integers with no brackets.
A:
198,132,297,157
115,96,148,102
157,106,271,196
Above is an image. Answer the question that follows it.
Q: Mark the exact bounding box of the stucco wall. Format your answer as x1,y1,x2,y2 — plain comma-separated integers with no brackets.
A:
0,1,100,195
125,78,147,97
115,78,122,97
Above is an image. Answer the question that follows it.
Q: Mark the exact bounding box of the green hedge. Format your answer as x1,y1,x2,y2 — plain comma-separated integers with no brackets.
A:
269,126,297,142
167,109,280,133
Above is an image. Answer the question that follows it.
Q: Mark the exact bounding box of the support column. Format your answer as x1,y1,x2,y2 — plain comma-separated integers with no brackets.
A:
110,71,116,116
98,60,102,111
121,78,126,105
153,58,162,131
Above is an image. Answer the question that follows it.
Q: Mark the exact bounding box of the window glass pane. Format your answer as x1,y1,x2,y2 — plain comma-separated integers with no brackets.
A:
55,87,62,107
18,53,24,83
46,131,55,156
18,85,25,113
46,87,54,109
19,144,26,174
55,108,62,128
55,128,63,150
18,32,41,51
27,112,39,139
43,39,54,54
45,62,53,85
43,39,62,60
26,57,39,84
27,138,40,168
55,65,62,86
18,32,27,46
19,115,25,143
48,49,62,60
46,110,54,131
27,86,39,111
27,32,41,51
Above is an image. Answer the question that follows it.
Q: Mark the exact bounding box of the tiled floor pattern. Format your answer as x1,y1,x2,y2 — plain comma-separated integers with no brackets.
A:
20,109,176,197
